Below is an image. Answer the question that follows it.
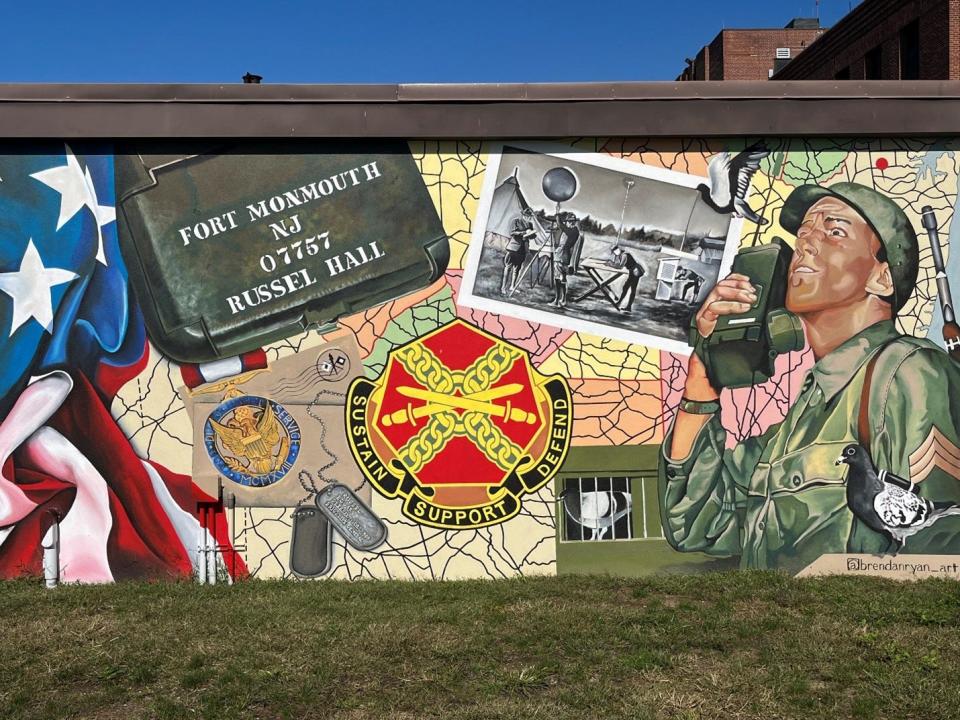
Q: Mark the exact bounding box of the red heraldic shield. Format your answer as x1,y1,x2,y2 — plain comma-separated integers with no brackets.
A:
347,320,572,530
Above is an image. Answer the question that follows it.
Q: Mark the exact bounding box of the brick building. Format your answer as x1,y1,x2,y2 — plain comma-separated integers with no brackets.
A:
773,0,959,80
677,18,825,81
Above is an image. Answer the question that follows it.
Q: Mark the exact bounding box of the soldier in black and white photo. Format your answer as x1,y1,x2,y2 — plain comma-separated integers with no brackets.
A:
551,211,583,308
676,266,705,304
610,245,646,313
501,208,536,295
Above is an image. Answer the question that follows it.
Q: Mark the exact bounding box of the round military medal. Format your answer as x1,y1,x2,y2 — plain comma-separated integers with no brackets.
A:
204,392,301,487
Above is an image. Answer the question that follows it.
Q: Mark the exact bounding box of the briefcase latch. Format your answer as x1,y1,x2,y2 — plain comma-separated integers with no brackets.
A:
304,304,347,336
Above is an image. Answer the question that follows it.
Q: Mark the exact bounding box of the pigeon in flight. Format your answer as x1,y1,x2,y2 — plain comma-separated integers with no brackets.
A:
697,143,771,225
836,443,960,552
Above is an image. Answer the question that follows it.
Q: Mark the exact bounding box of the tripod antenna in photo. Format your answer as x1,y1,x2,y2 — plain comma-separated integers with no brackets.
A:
508,166,579,297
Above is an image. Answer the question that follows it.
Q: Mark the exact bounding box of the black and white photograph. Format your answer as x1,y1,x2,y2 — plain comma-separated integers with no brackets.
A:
460,143,747,353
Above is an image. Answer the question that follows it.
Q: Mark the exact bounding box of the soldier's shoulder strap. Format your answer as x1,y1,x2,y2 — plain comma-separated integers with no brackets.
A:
858,335,930,448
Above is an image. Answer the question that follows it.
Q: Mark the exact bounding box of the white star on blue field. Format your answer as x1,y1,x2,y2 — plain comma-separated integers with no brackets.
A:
1,0,860,83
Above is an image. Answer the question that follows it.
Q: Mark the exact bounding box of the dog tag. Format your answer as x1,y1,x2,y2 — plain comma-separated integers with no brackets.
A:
315,483,388,551
289,505,333,577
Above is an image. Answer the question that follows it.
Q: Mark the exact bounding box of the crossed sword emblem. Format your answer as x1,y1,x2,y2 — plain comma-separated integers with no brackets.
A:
381,383,536,427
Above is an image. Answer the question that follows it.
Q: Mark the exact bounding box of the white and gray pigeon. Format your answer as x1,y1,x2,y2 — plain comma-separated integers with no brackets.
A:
836,443,960,552
558,488,632,541
697,143,771,225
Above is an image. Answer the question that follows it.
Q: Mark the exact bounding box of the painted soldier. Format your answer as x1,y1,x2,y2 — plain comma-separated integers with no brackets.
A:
551,211,582,308
610,245,645,313
659,182,960,572
502,208,536,295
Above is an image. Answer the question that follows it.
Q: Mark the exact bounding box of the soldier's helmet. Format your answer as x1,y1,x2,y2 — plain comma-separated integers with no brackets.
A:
779,182,920,312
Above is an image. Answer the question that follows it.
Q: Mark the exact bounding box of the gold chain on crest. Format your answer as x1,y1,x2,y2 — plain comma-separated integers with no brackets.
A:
391,342,527,472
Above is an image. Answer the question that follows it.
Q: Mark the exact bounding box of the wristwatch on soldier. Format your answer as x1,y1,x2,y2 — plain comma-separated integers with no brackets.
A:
679,397,721,415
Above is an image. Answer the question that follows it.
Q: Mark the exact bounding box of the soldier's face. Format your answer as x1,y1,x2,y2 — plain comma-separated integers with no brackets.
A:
786,197,886,314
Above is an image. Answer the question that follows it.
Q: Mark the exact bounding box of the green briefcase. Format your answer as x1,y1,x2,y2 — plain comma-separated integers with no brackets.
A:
114,141,449,364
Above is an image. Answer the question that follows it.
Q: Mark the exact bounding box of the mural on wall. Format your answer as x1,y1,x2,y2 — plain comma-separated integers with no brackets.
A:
0,136,958,583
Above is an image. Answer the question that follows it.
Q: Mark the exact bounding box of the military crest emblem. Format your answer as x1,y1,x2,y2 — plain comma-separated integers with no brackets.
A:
204,389,301,487
346,319,571,529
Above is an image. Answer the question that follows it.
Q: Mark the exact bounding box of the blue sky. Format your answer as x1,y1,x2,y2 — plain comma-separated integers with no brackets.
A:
3,0,858,83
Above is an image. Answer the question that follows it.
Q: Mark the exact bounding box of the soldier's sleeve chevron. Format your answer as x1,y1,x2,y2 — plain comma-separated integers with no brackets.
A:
909,425,960,483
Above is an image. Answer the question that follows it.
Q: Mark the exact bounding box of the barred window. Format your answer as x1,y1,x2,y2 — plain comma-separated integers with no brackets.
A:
559,476,661,542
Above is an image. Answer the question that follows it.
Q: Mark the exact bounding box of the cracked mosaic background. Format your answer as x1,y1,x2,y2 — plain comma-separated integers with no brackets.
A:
103,138,957,580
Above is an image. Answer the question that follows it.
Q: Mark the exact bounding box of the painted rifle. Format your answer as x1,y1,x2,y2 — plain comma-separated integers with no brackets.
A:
920,206,960,360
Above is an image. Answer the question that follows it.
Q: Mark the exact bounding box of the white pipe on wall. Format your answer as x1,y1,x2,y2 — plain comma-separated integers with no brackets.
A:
41,512,60,589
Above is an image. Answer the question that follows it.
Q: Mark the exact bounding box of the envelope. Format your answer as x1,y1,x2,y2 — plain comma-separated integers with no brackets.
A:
182,336,370,507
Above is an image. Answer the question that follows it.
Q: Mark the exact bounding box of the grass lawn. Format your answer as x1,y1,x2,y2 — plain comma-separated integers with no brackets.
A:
1,572,959,719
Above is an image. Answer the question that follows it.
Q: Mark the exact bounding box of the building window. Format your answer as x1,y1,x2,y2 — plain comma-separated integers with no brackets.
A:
900,20,920,80
776,47,791,59
865,45,883,79
559,476,658,542
835,66,851,80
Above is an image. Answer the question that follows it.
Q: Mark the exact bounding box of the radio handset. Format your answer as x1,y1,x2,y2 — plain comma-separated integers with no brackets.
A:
688,237,805,389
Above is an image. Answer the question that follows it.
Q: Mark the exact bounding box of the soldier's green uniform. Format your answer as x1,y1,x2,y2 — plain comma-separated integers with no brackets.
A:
659,321,960,572
658,183,960,573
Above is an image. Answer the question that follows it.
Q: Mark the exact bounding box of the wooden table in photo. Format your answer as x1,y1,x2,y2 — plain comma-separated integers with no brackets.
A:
571,258,629,309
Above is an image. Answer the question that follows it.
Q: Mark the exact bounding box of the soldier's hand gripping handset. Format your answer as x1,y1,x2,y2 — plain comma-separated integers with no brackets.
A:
657,265,781,562
669,272,756,460
671,238,805,459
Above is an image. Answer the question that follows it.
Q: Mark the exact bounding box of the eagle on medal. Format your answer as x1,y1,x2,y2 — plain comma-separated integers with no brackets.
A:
208,389,290,476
